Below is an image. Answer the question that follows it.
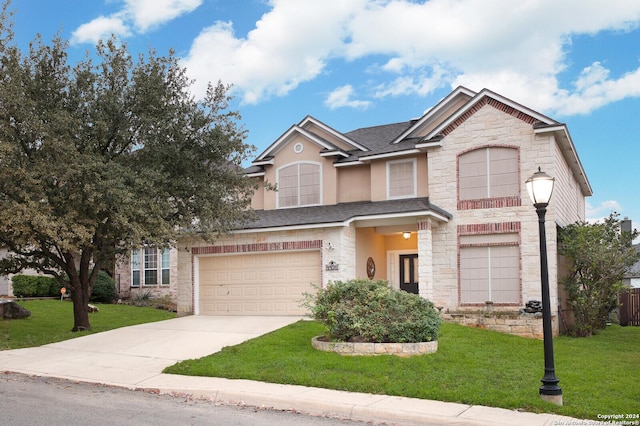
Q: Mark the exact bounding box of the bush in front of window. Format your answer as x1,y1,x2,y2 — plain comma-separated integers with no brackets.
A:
303,279,441,343
90,271,117,303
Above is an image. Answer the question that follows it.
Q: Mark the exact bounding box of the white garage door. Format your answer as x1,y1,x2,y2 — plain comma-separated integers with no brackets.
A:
199,250,321,316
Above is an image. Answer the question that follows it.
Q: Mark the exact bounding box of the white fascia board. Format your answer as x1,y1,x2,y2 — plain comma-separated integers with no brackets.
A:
535,124,593,196
425,89,555,140
255,125,338,163
415,140,443,149
391,86,477,144
254,125,298,162
358,149,421,162
246,172,265,177
251,159,274,166
300,116,370,152
231,210,449,235
320,150,350,158
346,210,450,226
533,124,566,134
334,161,366,167
232,222,344,234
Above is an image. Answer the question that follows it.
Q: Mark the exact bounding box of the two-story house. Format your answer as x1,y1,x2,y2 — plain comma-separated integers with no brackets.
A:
170,87,591,335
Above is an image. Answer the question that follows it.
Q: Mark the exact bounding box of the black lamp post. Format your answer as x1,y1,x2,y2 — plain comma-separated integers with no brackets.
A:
526,167,563,406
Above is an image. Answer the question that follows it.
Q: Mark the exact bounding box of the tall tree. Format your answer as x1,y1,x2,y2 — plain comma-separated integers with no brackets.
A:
559,213,640,337
0,2,256,330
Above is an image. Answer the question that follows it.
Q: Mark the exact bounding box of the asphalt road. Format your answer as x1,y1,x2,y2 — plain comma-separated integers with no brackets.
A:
0,372,382,426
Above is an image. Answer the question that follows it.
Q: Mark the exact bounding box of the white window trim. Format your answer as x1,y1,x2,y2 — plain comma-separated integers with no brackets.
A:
386,158,417,200
276,161,323,209
131,247,171,288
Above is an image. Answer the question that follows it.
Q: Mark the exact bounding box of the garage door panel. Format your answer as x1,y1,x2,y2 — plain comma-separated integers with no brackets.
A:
199,251,320,316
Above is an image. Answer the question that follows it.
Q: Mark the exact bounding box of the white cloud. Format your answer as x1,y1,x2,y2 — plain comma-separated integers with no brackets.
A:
586,200,623,222
325,85,371,110
181,0,364,104
179,0,640,112
72,15,130,45
72,0,202,44
123,0,202,32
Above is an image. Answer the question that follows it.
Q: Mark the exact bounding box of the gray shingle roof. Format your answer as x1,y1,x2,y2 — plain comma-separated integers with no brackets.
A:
344,121,416,151
241,197,451,230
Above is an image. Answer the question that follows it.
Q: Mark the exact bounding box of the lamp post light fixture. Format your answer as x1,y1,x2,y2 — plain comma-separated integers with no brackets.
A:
526,167,563,406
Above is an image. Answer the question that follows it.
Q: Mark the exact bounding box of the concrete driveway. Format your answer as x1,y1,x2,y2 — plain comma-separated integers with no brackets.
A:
0,315,303,387
0,315,580,425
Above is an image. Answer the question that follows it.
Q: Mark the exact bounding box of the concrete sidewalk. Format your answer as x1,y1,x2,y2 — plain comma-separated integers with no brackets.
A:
0,316,577,425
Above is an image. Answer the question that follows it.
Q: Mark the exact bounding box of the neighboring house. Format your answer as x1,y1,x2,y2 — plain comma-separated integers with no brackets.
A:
0,246,52,297
623,244,640,289
170,87,592,336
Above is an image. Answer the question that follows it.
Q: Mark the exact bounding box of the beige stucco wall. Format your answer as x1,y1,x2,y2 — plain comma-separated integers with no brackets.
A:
367,154,429,202
261,135,338,209
337,165,371,203
249,177,265,210
355,228,387,280
303,122,355,152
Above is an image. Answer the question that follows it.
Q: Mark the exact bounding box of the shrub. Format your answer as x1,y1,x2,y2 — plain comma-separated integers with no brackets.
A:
304,279,441,343
559,213,640,336
90,271,117,303
12,275,61,297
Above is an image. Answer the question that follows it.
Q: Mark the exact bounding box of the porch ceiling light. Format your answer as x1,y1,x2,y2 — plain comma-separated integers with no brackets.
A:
403,232,411,240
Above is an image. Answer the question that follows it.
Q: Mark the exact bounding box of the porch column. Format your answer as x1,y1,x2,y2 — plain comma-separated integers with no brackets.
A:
417,219,434,301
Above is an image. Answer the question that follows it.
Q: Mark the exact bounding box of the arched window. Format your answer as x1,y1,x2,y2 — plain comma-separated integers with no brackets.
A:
277,162,321,208
458,147,519,209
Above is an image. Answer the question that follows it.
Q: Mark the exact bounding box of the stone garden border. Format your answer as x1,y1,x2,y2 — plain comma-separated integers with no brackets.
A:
311,336,438,357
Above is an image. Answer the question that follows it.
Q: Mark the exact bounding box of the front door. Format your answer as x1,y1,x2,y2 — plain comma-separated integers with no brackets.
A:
399,254,418,294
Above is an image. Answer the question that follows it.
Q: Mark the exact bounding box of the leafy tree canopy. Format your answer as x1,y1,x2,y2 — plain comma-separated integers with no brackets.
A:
559,212,640,337
0,1,256,330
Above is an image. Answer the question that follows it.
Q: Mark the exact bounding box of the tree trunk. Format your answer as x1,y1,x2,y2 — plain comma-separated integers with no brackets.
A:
70,279,91,332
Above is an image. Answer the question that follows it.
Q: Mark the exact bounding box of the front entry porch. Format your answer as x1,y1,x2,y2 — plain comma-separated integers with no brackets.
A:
354,219,436,301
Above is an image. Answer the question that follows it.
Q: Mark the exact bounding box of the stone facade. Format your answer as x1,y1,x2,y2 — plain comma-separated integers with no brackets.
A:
442,312,557,339
311,336,438,356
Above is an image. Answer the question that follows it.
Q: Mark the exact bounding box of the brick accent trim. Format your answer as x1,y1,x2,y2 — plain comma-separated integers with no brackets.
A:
192,240,323,255
457,222,521,236
458,196,522,210
417,220,432,231
442,97,537,136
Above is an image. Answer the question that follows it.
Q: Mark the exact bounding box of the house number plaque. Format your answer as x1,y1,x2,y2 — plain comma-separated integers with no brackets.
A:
325,261,339,271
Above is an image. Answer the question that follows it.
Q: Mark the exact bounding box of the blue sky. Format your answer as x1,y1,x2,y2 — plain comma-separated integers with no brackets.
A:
7,0,640,229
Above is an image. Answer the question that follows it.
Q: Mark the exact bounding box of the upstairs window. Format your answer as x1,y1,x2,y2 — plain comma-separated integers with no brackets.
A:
459,147,519,200
277,162,321,208
387,158,416,199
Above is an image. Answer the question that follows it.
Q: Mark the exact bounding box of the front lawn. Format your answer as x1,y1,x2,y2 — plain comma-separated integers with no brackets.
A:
164,320,640,420
0,299,176,350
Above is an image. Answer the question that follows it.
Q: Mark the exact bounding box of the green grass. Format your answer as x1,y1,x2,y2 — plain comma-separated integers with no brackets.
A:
0,299,176,350
164,320,640,420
